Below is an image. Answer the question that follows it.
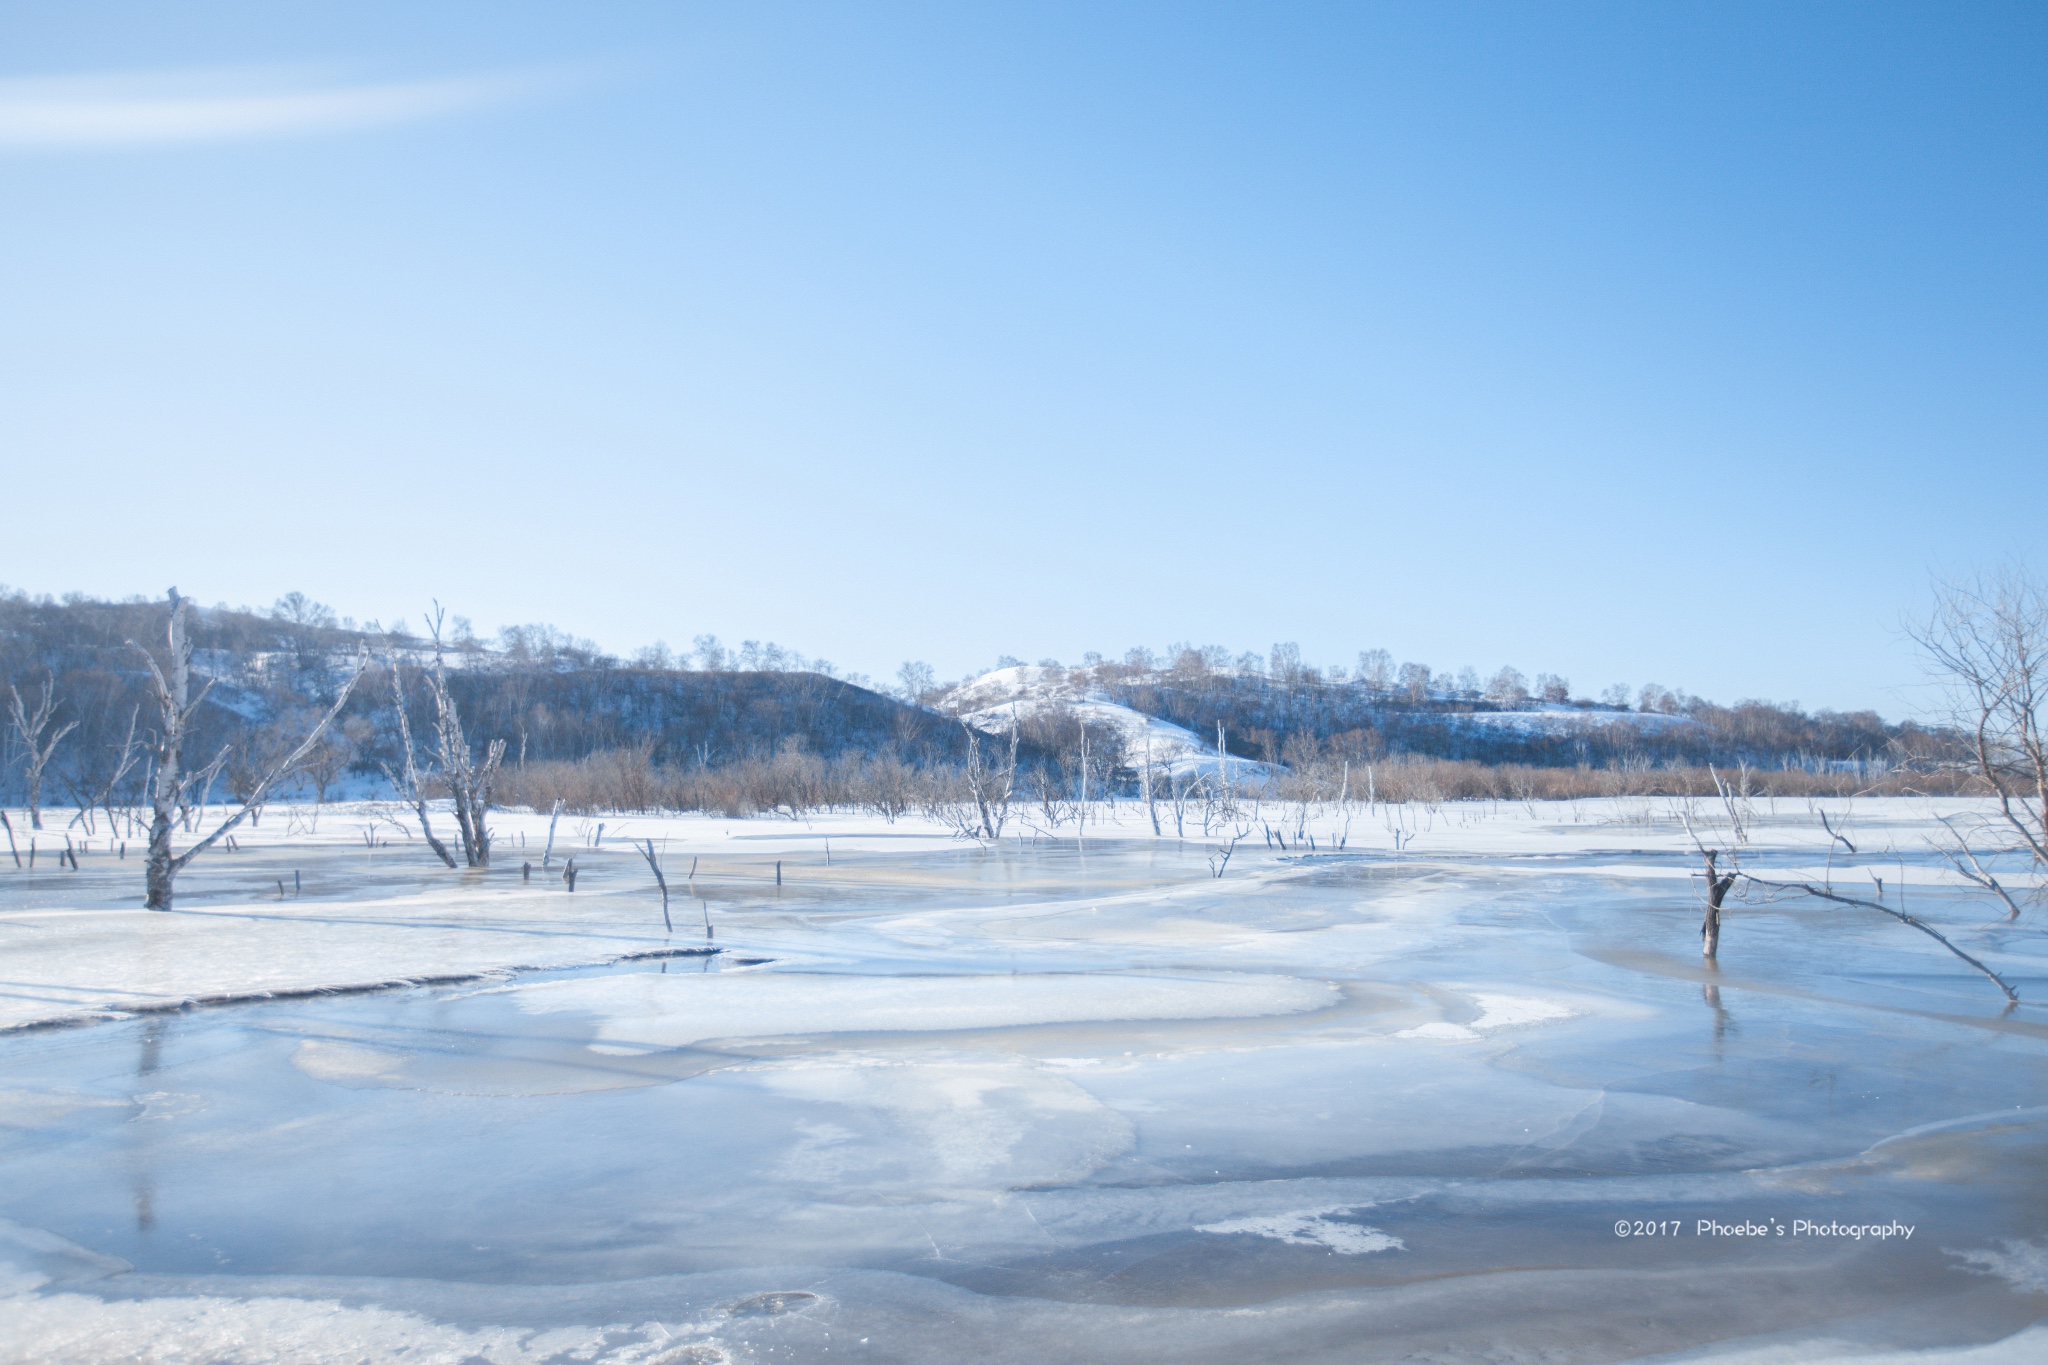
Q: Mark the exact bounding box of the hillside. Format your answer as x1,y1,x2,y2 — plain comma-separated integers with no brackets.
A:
0,589,1956,817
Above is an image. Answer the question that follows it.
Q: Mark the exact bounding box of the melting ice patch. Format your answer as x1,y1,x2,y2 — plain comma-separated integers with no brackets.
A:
505,971,1337,1050
1396,992,1576,1042
1948,1237,2048,1295
1194,1207,1403,1255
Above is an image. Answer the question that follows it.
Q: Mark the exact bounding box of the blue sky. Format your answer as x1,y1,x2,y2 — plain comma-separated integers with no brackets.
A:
2,2,2041,714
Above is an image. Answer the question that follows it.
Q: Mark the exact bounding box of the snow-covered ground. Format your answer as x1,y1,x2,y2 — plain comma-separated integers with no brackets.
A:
2,796,2045,1364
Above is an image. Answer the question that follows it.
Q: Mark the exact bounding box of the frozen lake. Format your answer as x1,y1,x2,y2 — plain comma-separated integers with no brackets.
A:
2,800,2045,1363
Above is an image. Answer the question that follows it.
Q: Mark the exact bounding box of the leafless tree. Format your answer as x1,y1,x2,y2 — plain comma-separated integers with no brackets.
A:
1485,667,1530,708
133,590,364,911
1910,565,2048,869
961,721,1017,839
8,679,77,830
69,705,142,836
380,662,458,868
422,607,505,866
1356,649,1393,697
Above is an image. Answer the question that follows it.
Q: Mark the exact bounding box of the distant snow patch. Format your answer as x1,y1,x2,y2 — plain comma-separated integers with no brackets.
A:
1195,1207,1403,1255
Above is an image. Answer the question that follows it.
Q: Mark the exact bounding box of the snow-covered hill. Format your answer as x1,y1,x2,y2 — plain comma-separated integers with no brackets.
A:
937,665,1274,784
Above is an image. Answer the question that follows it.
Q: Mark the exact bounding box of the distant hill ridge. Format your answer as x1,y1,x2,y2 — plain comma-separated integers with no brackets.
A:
0,590,1937,811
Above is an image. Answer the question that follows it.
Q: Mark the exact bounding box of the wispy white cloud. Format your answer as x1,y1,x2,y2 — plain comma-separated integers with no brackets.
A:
0,66,561,150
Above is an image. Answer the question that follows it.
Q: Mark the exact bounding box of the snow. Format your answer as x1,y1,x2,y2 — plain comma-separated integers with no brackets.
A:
938,664,1276,783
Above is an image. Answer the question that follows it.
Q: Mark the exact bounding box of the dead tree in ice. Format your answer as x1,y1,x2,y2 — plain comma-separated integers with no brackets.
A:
402,604,504,868
424,656,504,866
1910,566,2048,875
71,706,142,837
132,590,365,911
1682,809,1742,960
639,838,673,933
961,721,1017,840
380,664,458,869
8,680,77,831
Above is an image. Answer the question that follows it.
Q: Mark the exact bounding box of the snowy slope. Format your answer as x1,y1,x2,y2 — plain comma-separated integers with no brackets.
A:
939,665,1275,784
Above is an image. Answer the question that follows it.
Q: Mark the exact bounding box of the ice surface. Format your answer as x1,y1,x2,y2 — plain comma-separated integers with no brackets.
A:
1,796,2044,1362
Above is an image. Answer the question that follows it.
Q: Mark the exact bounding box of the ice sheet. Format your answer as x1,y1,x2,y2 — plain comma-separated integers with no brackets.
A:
2,796,2043,1362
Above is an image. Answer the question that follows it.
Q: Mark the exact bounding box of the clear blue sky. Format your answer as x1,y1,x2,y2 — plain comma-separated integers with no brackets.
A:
2,2,2041,714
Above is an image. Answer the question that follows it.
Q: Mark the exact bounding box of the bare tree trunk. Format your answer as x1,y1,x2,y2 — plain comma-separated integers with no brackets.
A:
1144,735,1161,836
383,665,457,868
640,838,672,932
1700,850,1734,959
542,798,563,868
134,591,365,911
420,621,503,867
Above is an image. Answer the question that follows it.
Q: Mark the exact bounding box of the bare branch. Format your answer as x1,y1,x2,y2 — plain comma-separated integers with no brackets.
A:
1739,873,2018,1005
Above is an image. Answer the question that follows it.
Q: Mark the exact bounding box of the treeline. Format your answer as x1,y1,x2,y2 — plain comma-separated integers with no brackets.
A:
0,590,1969,825
1038,648,1925,773
0,591,985,817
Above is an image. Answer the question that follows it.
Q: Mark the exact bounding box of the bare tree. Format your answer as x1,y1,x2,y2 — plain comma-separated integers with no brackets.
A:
8,680,77,830
71,705,142,837
133,590,365,911
422,606,505,867
1910,565,2048,869
380,662,458,869
1485,666,1530,708
1356,649,1393,697
961,720,1017,840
